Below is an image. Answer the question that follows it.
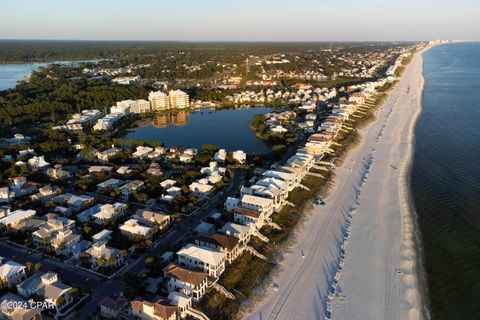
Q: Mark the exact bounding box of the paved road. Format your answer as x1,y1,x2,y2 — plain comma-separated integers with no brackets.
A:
0,241,103,290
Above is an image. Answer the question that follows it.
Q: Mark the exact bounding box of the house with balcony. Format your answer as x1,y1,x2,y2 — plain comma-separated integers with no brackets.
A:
99,293,131,319
189,182,213,199
233,207,267,229
219,222,252,246
10,177,39,197
262,170,300,192
32,214,79,255
239,194,274,218
163,263,208,302
84,241,125,271
0,209,36,228
17,272,73,315
64,194,95,212
132,146,154,159
119,219,152,239
130,298,177,320
134,209,171,231
96,147,121,162
92,202,128,225
47,164,72,180
30,185,61,202
0,292,43,320
177,244,225,278
119,180,144,201
0,260,27,287
194,233,241,264
97,178,125,193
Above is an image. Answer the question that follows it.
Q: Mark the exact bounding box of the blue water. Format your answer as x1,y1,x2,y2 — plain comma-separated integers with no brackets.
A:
0,60,101,91
0,63,49,90
411,43,480,319
126,107,273,154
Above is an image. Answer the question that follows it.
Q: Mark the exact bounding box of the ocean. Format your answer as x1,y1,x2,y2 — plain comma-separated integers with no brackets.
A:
411,42,480,319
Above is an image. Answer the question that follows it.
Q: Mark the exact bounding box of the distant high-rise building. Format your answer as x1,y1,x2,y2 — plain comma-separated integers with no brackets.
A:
169,90,189,109
149,91,170,111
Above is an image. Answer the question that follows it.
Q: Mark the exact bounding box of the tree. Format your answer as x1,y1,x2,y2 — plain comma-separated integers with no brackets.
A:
145,257,156,270
70,287,79,298
25,261,34,271
133,192,148,203
79,252,92,264
97,257,106,267
55,295,65,307
34,263,42,271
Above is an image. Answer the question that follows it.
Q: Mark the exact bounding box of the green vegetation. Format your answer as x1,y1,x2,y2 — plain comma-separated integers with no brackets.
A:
0,68,147,126
250,114,297,151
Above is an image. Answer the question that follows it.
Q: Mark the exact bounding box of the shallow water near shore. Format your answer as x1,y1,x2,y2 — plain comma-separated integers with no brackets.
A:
411,42,480,320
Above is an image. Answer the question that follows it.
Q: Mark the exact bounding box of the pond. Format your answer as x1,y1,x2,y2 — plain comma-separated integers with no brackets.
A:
126,107,275,154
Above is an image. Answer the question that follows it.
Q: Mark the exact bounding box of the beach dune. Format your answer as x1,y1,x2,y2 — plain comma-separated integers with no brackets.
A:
242,47,429,320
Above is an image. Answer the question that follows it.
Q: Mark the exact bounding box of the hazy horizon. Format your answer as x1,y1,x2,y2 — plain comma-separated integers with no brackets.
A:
1,0,479,42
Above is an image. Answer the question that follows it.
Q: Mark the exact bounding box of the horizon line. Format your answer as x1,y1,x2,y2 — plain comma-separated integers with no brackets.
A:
0,38,433,43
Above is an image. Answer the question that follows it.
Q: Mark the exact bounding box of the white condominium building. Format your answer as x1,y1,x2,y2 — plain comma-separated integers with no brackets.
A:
169,90,189,109
148,90,190,110
149,91,170,111
116,99,151,114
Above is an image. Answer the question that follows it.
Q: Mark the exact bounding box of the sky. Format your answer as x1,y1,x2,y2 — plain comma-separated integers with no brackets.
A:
1,0,479,41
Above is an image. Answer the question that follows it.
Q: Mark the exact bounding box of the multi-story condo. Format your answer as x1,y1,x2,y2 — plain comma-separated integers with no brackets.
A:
149,91,170,111
169,90,189,109
116,99,151,114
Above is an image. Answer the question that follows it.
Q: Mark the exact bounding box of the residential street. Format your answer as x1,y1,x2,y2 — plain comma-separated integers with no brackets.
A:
74,168,244,318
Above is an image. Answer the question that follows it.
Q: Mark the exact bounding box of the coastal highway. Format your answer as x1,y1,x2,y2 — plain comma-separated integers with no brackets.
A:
244,48,426,320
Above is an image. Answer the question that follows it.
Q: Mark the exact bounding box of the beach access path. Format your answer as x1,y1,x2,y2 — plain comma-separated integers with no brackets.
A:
243,47,428,320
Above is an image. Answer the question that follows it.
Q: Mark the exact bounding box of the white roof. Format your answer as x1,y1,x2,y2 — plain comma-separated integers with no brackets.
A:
189,182,213,193
0,261,26,279
177,244,224,265
241,194,273,207
0,209,35,226
256,177,289,191
263,170,296,182
168,291,192,308
119,219,152,236
160,179,177,188
220,222,250,237
92,229,112,242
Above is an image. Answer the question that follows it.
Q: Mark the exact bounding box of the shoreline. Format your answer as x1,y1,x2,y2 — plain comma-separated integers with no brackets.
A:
241,47,432,320
397,45,432,320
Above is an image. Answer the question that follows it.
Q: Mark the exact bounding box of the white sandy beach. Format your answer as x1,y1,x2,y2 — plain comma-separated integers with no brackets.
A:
242,47,430,320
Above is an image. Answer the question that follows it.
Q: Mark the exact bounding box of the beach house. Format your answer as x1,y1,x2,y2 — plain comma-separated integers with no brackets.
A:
119,180,144,201
131,298,177,320
17,272,73,315
0,261,27,287
85,241,125,271
163,263,209,301
194,233,241,263
119,219,152,239
177,244,225,278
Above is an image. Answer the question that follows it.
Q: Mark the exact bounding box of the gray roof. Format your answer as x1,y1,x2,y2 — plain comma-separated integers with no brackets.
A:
17,273,71,300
